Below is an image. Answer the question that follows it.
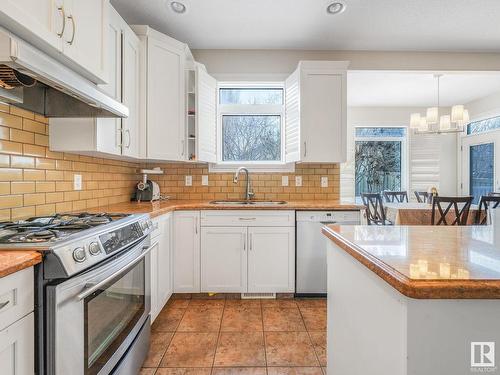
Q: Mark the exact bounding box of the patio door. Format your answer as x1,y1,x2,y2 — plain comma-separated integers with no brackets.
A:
461,132,500,203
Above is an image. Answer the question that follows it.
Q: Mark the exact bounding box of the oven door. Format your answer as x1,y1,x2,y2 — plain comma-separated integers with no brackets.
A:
46,236,155,375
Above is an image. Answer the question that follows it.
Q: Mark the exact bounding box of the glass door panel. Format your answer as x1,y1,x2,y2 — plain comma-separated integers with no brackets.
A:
469,143,494,204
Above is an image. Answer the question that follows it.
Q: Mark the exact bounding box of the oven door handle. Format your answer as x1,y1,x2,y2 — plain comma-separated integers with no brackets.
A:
77,240,158,301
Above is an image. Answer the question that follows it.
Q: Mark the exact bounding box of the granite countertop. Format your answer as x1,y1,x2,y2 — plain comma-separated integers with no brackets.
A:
87,199,363,218
0,251,42,278
322,224,500,299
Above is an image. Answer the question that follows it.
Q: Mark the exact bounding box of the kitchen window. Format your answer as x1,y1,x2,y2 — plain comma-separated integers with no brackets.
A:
354,126,407,198
211,84,294,172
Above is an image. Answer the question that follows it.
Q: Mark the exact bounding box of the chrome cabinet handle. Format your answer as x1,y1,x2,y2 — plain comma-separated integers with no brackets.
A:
125,129,131,148
249,234,253,251
117,128,123,148
181,140,185,156
304,141,307,157
243,238,246,251
238,217,256,221
67,15,76,45
77,240,156,300
0,300,10,311
195,217,198,234
56,6,66,37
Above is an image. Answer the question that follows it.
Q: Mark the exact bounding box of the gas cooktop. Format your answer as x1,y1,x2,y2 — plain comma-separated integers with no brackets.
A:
0,212,129,244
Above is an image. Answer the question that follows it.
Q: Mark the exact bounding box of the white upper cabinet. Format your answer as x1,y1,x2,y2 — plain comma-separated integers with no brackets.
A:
134,26,187,161
49,5,140,159
285,61,349,163
0,0,109,83
60,0,108,83
121,25,141,158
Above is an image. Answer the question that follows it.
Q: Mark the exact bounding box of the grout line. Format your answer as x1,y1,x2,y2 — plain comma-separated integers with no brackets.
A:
210,297,226,373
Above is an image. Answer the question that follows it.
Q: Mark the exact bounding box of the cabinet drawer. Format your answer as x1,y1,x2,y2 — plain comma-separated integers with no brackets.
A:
0,312,34,375
0,268,34,331
201,210,295,227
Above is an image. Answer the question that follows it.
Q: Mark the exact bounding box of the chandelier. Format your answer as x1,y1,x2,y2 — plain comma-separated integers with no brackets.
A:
410,74,469,134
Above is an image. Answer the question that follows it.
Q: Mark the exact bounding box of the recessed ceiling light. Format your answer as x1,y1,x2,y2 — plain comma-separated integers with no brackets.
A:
170,1,186,14
326,2,346,15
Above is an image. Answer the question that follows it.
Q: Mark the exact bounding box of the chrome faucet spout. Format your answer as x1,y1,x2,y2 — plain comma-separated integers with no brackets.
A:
233,167,254,201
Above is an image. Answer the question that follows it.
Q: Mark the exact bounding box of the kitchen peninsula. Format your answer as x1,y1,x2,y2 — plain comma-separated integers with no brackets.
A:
322,225,500,375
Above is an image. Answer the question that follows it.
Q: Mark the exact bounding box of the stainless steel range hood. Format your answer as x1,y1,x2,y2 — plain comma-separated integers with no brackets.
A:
0,29,128,118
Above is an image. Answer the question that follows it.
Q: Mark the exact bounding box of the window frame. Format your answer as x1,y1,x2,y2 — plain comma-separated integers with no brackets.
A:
354,125,408,198
210,82,295,173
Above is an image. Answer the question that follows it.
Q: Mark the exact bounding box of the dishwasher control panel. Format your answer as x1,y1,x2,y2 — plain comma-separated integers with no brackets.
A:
296,210,361,224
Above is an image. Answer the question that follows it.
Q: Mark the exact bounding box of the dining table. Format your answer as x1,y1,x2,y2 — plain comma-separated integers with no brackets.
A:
384,202,480,225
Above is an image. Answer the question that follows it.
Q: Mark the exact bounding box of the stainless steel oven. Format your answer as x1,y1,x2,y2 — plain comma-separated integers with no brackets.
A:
46,235,155,375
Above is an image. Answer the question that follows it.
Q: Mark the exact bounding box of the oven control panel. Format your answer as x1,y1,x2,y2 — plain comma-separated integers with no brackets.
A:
99,222,145,255
46,215,153,279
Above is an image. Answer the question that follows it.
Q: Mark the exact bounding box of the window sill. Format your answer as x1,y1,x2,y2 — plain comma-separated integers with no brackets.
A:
209,163,295,173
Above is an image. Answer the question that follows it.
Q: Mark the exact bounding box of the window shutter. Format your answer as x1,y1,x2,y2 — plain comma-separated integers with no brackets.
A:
197,67,217,163
285,69,301,163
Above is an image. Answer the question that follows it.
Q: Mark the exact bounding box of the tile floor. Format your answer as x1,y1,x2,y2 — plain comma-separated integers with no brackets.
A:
141,297,327,375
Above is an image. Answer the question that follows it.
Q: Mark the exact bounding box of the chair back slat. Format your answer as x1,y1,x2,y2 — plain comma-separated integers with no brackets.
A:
431,196,473,225
477,195,500,225
361,193,388,225
383,190,408,203
414,191,434,203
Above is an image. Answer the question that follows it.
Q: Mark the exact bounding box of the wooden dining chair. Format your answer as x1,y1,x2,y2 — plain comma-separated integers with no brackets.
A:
361,193,391,225
431,196,473,226
476,195,500,225
383,190,408,203
414,191,432,203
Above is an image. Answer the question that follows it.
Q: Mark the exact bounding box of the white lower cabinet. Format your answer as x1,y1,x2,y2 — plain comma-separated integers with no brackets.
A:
247,227,295,293
201,227,247,292
150,213,173,322
173,211,201,293
0,267,35,374
200,211,295,294
0,312,34,375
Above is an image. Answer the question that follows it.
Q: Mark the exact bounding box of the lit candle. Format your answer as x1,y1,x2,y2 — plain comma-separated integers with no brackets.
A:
418,259,428,274
409,264,420,279
439,263,451,278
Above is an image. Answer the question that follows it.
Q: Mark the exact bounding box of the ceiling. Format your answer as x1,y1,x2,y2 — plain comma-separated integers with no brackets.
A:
110,0,500,51
347,72,500,107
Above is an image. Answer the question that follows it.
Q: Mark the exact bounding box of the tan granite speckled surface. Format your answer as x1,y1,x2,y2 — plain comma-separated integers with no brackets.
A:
0,251,41,278
322,225,500,299
86,200,362,218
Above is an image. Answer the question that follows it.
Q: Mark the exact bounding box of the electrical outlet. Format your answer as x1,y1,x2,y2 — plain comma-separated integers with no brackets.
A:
74,174,82,191
295,176,303,187
321,176,328,188
202,175,209,186
185,175,192,186
281,176,289,187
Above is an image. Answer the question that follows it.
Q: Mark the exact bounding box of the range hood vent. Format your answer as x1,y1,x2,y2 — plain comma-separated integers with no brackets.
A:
0,30,128,118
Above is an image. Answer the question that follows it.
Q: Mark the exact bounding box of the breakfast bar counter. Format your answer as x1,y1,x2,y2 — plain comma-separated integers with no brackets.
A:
322,225,500,375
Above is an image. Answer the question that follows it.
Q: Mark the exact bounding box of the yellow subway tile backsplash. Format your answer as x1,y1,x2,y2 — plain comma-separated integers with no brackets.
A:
0,140,23,155
0,112,23,129
11,182,35,194
10,129,35,144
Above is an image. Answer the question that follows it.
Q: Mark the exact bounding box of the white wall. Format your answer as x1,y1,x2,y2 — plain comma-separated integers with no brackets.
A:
342,107,457,200
466,91,500,121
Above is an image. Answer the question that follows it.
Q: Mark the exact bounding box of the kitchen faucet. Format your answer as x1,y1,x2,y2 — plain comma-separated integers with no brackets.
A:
233,167,255,201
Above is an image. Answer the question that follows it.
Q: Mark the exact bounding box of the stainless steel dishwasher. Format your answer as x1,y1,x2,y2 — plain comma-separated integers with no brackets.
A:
296,210,361,296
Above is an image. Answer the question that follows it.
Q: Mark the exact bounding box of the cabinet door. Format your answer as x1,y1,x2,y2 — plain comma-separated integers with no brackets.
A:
0,0,63,52
300,63,347,162
173,211,200,292
248,227,295,293
201,227,247,293
196,67,217,163
147,36,186,160
157,214,173,308
285,68,301,163
149,240,160,322
0,312,34,375
62,0,107,83
96,4,122,156
122,25,141,158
